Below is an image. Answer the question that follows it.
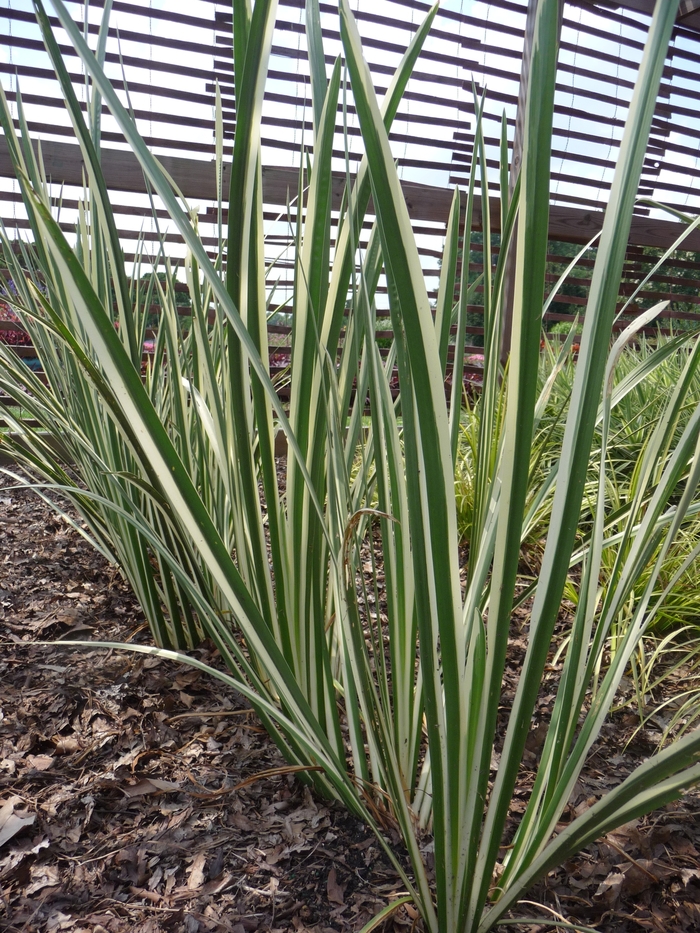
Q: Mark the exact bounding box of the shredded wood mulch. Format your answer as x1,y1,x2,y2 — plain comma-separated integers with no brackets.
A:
1,482,700,933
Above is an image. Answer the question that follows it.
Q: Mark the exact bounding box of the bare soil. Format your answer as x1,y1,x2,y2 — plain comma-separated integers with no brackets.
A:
2,481,700,933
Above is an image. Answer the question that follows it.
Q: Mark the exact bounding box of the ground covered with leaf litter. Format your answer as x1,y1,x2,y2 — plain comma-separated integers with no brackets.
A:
2,483,700,933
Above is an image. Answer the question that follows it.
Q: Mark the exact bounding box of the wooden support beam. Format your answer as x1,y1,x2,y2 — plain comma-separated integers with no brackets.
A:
678,0,700,28
595,0,656,15
576,0,700,32
638,0,700,22
1,137,699,250
571,1,655,16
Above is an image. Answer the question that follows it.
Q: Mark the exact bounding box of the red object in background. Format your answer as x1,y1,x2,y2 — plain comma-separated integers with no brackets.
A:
0,301,32,347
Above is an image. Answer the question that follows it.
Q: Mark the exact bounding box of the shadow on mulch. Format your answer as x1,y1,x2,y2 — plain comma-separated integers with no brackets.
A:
1,482,700,933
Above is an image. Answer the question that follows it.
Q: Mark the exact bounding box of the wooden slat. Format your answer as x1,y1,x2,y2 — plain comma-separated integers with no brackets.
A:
2,7,218,59
0,62,217,110
1,33,215,83
3,138,700,250
7,0,216,31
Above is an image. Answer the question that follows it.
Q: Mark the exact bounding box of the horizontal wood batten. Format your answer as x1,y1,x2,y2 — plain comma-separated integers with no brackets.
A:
2,139,699,251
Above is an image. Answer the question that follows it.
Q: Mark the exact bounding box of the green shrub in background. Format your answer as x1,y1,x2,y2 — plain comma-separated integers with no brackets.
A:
456,332,700,590
4,1,700,931
455,332,700,741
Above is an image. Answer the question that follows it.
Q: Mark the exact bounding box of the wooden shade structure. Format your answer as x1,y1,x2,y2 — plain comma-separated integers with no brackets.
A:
2,0,700,345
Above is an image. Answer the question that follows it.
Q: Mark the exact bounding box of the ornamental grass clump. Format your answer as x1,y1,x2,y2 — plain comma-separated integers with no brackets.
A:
3,1,700,930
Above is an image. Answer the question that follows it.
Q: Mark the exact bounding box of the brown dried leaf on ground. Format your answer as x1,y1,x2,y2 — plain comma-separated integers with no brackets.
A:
2,483,700,933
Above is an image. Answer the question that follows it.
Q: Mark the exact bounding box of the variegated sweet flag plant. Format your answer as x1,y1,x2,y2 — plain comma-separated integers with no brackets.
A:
2,1,700,930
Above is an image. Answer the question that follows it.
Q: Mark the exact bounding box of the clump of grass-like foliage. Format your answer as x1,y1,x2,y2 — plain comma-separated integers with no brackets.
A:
2,2,700,931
